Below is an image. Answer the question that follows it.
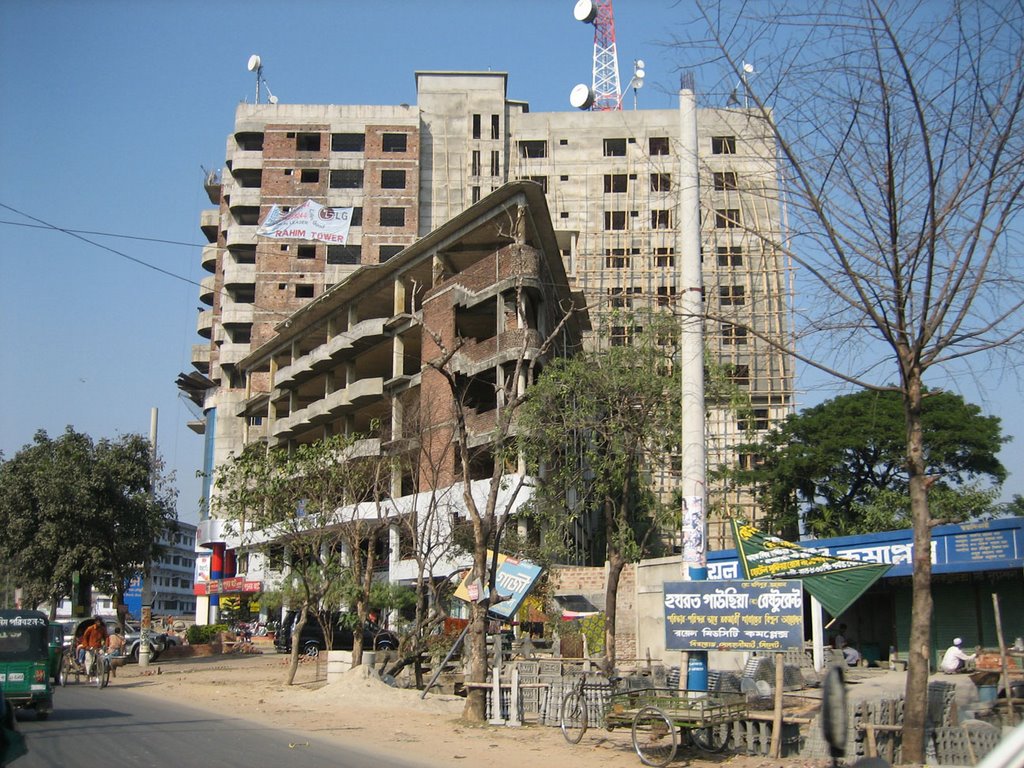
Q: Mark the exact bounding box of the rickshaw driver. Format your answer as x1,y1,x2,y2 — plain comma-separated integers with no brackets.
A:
78,616,108,678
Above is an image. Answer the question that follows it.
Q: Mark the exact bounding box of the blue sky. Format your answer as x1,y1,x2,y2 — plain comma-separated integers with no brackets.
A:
1,1,1020,524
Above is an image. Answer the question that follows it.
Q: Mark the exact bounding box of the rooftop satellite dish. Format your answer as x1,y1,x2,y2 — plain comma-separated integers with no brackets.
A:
636,59,646,70
247,54,262,73
573,0,597,24
743,61,755,74
569,83,595,110
268,94,279,105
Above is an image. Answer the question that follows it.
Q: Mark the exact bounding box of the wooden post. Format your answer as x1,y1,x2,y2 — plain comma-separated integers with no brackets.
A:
769,651,785,757
993,593,1018,724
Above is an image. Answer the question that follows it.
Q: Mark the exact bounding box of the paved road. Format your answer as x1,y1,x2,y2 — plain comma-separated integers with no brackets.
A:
11,679,419,768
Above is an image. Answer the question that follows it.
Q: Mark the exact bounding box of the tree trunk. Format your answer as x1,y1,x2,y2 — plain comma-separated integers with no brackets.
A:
604,552,625,674
462,541,489,722
285,604,309,686
901,368,933,764
462,599,488,721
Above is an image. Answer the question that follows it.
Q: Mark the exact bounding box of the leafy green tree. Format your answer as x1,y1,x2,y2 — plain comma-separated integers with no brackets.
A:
0,427,176,616
212,432,393,684
517,317,678,672
730,389,1006,538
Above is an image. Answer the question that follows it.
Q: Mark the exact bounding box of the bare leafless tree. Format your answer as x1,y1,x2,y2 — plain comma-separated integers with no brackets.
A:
421,205,582,722
683,1,1024,759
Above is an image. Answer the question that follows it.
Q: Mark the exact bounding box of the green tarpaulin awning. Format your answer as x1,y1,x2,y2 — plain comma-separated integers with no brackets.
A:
730,519,891,620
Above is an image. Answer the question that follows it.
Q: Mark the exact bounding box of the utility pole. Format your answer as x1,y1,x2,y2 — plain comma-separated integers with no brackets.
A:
677,73,708,691
139,407,158,669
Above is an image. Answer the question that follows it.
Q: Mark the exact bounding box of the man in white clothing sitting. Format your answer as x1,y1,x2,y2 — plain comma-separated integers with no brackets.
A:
940,638,976,674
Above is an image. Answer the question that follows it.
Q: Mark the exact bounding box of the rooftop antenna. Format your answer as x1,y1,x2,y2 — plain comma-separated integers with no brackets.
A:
568,0,622,111
247,54,262,103
246,54,278,104
729,61,755,108
628,59,645,110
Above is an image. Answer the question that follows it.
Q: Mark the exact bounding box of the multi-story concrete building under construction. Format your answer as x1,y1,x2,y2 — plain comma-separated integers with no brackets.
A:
178,70,793,588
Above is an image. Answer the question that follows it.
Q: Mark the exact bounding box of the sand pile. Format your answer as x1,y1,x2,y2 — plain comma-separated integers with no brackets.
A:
308,664,465,715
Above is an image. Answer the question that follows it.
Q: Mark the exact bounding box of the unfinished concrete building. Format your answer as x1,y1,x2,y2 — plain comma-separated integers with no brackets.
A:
180,70,792,562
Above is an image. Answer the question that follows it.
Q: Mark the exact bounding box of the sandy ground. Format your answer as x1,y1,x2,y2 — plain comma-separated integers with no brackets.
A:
109,650,831,768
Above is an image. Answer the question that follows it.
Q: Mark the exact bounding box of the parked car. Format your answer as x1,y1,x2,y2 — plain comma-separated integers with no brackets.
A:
273,611,398,657
64,618,168,663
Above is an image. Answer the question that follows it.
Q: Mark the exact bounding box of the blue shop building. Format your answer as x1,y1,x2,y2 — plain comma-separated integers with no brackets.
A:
706,517,1024,668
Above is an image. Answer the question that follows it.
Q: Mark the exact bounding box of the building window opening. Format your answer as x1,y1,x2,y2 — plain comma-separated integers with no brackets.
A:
717,246,743,267
472,113,481,139
297,245,316,260
604,211,627,230
380,207,406,227
331,132,365,152
651,173,672,192
491,114,500,139
715,208,741,228
649,136,670,155
605,248,630,268
712,136,736,155
652,209,672,229
330,169,363,189
379,245,403,262
327,245,360,264
382,133,408,152
296,133,321,152
381,170,406,189
604,174,627,193
719,285,746,306
300,169,320,183
721,323,748,344
295,284,314,298
519,140,547,158
604,138,627,156
714,171,738,191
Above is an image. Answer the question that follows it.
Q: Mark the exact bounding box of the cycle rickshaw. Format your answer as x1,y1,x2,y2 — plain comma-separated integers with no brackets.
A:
59,617,111,688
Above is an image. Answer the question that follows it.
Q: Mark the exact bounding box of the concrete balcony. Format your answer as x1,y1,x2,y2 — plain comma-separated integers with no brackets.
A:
200,209,220,242
271,378,384,439
228,186,261,209
223,261,256,287
201,244,219,273
274,318,388,388
199,274,216,305
219,342,251,368
191,343,211,374
225,225,257,249
221,303,254,326
229,149,263,170
197,310,214,339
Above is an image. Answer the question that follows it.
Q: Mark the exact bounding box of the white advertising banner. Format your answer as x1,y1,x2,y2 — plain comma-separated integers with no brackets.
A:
256,200,354,244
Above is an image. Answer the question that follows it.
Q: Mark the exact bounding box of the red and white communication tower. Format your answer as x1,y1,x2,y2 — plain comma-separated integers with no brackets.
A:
576,0,621,110
570,0,644,111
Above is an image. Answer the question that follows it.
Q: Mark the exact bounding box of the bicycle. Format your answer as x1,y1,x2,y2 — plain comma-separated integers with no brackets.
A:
84,648,110,688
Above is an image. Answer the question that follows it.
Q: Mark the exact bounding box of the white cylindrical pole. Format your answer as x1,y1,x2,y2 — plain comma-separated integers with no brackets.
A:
678,77,708,690
139,407,157,669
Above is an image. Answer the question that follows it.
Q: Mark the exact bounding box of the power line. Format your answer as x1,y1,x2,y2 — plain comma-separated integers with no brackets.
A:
0,202,202,290
0,202,302,323
0,218,205,248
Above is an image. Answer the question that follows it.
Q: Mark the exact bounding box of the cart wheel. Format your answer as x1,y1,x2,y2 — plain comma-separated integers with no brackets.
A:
632,706,678,767
559,689,589,744
690,723,729,753
59,654,70,687
99,657,110,689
